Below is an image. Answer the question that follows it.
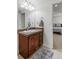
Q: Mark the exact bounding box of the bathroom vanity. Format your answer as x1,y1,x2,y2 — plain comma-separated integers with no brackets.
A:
18,28,43,59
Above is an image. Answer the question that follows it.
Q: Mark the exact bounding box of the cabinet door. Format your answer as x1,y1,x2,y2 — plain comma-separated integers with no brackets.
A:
29,35,35,56
39,32,43,46
19,34,28,58
29,34,40,56
33,34,40,50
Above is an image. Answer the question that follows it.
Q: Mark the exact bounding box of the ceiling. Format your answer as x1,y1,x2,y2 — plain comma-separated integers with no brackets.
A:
26,0,62,7
18,0,62,12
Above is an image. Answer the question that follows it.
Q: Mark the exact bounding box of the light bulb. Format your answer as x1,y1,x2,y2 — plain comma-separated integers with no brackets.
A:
28,5,35,11
55,4,58,7
24,2,28,6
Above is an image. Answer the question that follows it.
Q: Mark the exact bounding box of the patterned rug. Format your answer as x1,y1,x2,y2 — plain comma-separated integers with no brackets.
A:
31,46,54,59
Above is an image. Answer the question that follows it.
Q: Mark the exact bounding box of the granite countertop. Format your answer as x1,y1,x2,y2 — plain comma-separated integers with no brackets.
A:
19,29,42,36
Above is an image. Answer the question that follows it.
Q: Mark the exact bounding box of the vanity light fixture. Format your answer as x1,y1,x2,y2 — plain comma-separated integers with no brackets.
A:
24,2,28,6
28,5,35,11
21,2,28,8
20,0,35,11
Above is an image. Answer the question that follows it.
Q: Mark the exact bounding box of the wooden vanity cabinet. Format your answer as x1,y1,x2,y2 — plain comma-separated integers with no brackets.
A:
19,30,43,59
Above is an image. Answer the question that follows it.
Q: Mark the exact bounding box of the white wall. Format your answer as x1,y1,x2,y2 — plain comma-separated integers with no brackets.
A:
41,7,53,48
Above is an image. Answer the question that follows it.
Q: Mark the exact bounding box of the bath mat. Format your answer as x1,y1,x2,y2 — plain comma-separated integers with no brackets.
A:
31,46,54,59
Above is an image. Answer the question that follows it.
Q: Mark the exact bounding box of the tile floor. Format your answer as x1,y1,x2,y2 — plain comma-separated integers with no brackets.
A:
19,46,62,59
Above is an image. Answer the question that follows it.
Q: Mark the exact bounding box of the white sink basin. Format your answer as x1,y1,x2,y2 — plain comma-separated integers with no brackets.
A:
23,30,38,33
19,29,42,35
